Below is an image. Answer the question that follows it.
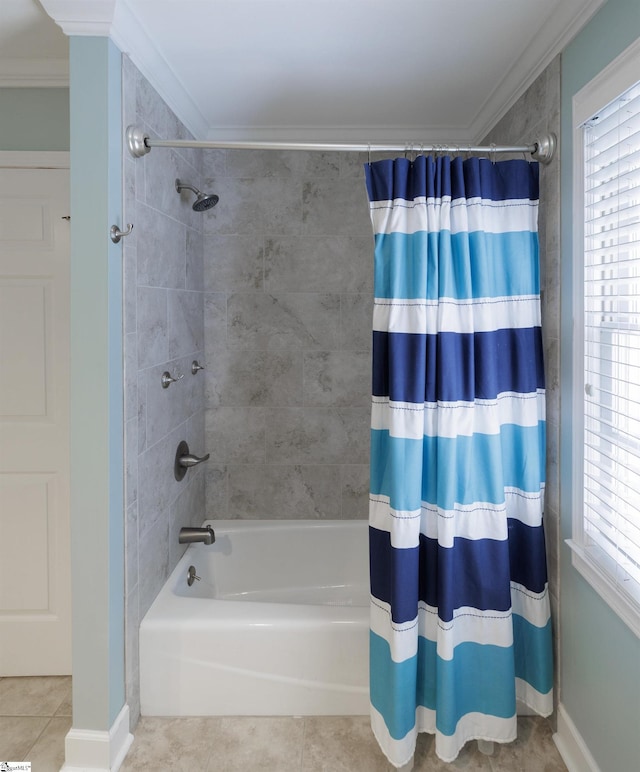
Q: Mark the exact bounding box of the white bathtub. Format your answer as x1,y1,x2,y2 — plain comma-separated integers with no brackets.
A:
139,519,370,716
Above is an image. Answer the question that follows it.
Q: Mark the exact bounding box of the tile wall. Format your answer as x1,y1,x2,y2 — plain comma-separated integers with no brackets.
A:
200,150,374,520
482,55,562,716
122,57,207,726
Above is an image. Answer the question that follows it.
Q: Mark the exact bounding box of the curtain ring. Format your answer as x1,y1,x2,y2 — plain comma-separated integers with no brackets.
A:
367,142,372,167
490,142,497,164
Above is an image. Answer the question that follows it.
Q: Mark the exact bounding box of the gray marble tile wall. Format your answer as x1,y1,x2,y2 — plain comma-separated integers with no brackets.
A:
122,56,207,727
200,150,374,520
482,55,562,719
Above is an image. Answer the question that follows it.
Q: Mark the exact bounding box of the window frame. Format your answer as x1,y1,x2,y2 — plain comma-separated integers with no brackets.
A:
569,35,640,640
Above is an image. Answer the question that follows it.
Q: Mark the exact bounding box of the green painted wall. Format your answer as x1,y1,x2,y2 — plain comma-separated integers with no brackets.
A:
69,36,124,730
0,88,69,150
560,1,640,770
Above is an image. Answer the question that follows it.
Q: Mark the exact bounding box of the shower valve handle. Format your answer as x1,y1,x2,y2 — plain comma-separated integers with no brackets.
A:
179,452,210,468
174,440,208,481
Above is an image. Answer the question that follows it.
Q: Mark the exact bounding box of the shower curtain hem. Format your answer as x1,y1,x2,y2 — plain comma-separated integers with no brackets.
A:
371,700,556,765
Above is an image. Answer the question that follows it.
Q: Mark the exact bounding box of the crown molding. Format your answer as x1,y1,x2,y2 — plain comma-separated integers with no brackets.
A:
40,0,208,138
110,0,209,139
469,0,607,142
39,0,117,36
0,58,68,87
39,0,608,146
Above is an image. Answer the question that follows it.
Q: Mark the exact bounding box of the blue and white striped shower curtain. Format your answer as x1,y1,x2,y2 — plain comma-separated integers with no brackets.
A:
365,156,553,766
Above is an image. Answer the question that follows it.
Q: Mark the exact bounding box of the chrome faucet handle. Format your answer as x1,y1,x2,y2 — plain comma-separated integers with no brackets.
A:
161,370,184,389
174,440,210,481
179,452,210,468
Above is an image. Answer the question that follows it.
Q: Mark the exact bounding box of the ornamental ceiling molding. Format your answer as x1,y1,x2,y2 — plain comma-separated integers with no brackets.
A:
40,0,208,138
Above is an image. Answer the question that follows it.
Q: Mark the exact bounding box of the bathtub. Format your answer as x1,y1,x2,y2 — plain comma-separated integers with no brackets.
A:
139,519,370,716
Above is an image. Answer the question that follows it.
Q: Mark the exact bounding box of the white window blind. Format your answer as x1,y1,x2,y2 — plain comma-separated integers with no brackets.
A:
582,78,640,606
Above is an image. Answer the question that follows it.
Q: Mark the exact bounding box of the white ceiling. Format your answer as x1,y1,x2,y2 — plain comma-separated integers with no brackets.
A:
3,0,606,142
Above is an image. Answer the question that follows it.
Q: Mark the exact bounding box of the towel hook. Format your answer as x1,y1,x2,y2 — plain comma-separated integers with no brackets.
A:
110,223,133,243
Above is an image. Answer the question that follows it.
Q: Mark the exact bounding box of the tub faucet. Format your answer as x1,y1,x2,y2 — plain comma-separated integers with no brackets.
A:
179,525,216,545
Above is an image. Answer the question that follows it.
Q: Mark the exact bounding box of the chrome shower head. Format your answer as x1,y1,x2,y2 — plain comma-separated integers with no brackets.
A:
175,179,219,212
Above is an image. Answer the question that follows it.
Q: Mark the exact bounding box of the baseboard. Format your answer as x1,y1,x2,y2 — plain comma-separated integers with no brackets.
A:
61,703,134,771
553,703,601,772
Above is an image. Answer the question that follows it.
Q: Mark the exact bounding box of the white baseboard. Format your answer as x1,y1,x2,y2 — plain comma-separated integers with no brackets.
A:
61,703,134,771
553,703,601,772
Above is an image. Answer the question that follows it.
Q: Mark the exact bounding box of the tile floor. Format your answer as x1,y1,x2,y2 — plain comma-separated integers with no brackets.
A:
1,677,568,771
121,714,568,772
0,676,71,771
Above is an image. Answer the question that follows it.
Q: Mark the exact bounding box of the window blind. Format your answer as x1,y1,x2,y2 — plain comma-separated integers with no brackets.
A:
583,79,640,601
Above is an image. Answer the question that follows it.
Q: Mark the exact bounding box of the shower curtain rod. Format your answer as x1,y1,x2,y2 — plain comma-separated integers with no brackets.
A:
125,126,556,164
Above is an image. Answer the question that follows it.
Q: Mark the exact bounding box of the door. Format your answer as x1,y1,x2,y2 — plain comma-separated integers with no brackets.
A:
0,164,71,675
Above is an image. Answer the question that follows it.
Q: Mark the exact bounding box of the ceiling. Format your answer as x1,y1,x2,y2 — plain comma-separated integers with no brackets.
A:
3,0,606,143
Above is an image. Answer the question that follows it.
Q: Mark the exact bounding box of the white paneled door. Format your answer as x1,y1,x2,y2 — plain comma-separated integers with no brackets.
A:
0,163,71,675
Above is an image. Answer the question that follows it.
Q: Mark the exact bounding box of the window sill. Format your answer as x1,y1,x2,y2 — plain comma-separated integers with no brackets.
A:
566,539,640,640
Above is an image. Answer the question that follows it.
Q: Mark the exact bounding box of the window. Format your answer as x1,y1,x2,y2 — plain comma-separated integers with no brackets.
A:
570,38,640,638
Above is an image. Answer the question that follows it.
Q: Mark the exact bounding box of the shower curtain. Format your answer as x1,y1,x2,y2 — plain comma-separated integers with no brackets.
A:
365,155,553,766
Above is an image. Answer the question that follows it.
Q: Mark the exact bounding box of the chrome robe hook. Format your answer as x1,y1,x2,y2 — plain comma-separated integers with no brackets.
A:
110,223,134,243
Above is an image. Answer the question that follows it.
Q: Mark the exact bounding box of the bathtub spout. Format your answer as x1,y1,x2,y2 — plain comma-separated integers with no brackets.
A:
179,525,216,545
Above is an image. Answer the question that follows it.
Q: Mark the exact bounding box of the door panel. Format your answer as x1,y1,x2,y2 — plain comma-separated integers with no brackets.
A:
0,167,71,675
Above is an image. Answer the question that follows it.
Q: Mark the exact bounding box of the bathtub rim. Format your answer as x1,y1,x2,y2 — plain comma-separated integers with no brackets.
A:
141,518,371,626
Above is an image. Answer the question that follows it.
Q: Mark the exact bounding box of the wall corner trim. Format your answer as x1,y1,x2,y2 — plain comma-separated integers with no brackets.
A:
61,704,134,772
553,703,601,772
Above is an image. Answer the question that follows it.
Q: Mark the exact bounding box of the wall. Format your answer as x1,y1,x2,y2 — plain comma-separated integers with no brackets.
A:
122,57,206,726
560,1,640,769
0,88,69,150
482,56,562,716
68,35,124,731
201,150,372,520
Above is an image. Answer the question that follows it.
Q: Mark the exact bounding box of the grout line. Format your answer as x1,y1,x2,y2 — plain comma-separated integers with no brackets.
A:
20,715,53,762
299,716,307,771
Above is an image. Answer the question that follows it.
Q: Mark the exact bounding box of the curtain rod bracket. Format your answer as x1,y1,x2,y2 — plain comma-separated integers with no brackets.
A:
127,125,151,158
532,133,556,165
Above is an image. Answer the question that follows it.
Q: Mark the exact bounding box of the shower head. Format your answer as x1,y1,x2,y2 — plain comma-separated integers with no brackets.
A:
175,179,219,212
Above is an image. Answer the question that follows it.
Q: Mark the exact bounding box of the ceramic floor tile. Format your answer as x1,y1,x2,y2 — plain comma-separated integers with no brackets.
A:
0,676,71,717
22,716,72,770
54,678,72,717
119,717,215,772
487,717,567,772
0,716,49,761
300,716,390,772
204,716,305,772
116,714,569,772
